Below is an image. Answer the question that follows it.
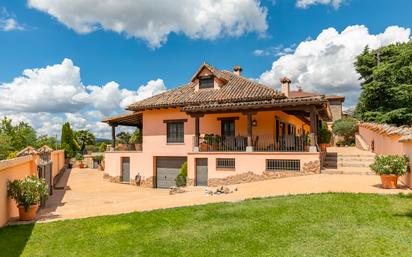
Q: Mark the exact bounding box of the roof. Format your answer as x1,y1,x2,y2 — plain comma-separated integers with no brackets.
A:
127,63,283,112
289,90,345,101
102,112,143,126
360,122,412,142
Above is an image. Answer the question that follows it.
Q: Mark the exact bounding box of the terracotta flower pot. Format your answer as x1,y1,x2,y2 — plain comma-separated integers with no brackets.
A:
18,205,38,221
135,144,142,151
380,174,399,189
320,143,328,152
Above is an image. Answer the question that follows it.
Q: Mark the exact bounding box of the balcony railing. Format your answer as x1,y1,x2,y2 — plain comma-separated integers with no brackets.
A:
194,135,308,152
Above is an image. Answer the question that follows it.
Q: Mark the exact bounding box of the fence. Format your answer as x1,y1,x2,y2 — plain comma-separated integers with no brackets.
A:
195,135,307,152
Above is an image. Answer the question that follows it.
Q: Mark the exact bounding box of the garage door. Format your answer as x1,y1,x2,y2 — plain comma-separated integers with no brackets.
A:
156,157,187,188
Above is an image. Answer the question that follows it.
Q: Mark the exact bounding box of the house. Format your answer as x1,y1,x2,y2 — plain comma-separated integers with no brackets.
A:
102,63,342,188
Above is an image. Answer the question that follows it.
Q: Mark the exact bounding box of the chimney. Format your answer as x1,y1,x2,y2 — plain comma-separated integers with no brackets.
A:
233,65,243,76
279,77,291,97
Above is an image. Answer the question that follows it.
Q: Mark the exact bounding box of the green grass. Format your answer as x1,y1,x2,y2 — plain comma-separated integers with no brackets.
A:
1,193,412,257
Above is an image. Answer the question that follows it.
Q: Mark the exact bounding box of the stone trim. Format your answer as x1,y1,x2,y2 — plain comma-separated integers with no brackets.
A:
103,173,154,187
207,169,315,187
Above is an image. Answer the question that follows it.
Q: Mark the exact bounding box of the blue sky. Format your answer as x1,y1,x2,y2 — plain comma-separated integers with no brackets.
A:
0,0,411,137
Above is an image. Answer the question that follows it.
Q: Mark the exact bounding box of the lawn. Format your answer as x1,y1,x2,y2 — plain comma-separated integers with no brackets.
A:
1,193,412,257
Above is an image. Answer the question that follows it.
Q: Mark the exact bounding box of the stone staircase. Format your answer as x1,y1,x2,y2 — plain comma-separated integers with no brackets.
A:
322,148,375,175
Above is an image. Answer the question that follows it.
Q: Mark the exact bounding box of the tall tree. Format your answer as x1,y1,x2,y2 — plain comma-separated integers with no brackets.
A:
355,42,412,125
60,122,80,158
74,130,96,152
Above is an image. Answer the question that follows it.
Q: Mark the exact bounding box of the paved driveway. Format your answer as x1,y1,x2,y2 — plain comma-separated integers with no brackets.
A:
37,168,411,222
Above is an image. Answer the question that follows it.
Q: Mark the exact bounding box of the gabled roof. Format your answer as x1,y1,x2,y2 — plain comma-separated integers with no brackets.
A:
127,63,283,112
289,90,345,102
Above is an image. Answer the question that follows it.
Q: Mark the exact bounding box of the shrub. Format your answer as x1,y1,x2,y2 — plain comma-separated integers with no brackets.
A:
7,176,49,211
319,122,332,144
175,161,188,187
75,152,84,161
85,145,97,153
129,129,142,144
93,155,103,162
98,142,108,152
7,151,17,159
370,155,409,176
332,118,358,141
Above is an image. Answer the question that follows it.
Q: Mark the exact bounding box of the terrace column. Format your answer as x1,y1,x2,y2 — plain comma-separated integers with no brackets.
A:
309,108,318,152
110,123,117,151
246,112,253,152
194,116,200,152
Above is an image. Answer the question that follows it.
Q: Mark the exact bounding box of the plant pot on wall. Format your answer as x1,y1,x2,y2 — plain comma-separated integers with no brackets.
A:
134,144,142,151
18,204,38,221
380,174,399,189
319,143,328,152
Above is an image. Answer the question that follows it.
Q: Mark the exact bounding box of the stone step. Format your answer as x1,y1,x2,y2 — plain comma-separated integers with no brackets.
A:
323,161,373,168
321,168,375,175
324,157,375,162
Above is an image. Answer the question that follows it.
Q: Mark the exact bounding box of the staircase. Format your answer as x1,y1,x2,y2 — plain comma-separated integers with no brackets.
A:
322,147,375,175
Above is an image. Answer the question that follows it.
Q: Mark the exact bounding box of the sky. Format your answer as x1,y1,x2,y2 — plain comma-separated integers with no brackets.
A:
0,0,411,138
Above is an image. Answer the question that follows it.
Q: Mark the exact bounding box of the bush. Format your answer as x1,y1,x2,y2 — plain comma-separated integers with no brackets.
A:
7,176,49,211
175,161,188,187
319,122,332,144
7,151,17,159
93,155,103,162
370,155,409,176
75,152,84,161
98,142,108,152
85,145,97,153
332,118,358,141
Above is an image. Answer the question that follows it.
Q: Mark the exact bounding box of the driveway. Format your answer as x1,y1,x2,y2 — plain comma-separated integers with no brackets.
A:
37,168,411,222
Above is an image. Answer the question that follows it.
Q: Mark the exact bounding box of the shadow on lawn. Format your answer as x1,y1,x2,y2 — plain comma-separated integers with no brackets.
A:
0,223,34,257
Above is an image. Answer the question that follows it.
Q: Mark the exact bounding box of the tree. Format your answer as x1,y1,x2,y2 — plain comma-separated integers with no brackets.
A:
61,122,80,158
116,131,131,144
74,130,96,152
35,135,58,149
355,42,412,125
332,118,358,143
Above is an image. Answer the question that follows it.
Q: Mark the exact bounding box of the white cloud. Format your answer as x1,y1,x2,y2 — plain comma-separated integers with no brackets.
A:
0,7,24,31
28,0,268,48
253,44,296,57
0,59,167,138
259,25,411,107
296,0,345,9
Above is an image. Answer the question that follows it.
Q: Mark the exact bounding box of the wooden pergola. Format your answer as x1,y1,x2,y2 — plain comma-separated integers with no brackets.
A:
102,112,143,148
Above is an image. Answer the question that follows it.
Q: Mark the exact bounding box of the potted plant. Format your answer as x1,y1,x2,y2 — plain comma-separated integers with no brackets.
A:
75,152,85,168
129,129,142,151
116,131,131,150
370,155,409,189
7,176,48,221
319,122,332,152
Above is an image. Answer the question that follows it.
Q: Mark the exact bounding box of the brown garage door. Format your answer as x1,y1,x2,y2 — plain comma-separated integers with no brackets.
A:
156,157,187,188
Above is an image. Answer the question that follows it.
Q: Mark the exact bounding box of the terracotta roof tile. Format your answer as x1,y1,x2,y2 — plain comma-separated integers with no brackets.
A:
360,122,412,143
127,63,283,111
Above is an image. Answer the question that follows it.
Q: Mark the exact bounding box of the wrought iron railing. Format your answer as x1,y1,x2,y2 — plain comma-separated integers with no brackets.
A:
194,135,308,152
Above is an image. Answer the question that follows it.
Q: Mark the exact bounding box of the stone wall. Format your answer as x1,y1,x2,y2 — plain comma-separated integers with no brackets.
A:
207,170,315,187
103,173,154,187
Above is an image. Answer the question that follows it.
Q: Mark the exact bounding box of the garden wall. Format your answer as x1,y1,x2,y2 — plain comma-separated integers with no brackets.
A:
358,123,412,188
0,150,66,227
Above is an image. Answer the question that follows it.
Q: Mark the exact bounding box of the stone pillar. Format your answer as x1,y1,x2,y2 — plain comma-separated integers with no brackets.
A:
110,124,117,151
194,116,200,152
309,108,317,152
246,112,253,152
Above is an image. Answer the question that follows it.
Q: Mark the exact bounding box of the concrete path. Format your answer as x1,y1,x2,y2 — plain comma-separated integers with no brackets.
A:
35,168,411,223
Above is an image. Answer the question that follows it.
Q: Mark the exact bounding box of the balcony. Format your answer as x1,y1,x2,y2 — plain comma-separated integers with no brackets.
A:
194,135,308,152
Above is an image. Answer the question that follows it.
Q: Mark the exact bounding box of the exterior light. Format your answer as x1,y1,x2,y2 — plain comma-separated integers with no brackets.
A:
252,119,257,127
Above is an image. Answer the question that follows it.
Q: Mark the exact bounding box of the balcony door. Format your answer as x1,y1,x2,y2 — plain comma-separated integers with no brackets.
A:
221,120,235,138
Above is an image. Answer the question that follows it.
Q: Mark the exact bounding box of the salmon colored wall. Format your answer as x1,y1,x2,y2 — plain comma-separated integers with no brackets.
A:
359,126,412,188
51,150,65,178
187,152,320,180
0,156,36,227
104,108,312,184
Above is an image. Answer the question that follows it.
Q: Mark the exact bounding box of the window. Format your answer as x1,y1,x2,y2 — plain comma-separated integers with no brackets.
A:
221,120,235,138
167,122,184,143
216,158,235,169
199,76,214,89
266,159,300,171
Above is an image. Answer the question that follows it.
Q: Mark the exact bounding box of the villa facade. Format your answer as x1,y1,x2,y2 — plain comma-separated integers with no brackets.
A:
102,63,343,188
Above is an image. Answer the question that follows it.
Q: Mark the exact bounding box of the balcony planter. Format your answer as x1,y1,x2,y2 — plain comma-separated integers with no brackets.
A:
7,176,48,221
319,122,332,152
370,155,409,189
75,153,85,169
134,144,142,151
199,142,208,152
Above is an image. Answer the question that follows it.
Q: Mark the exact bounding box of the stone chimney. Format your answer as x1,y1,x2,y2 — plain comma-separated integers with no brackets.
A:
279,77,291,97
233,65,243,76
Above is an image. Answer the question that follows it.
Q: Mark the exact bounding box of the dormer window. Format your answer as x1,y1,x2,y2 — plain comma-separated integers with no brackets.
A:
199,76,214,89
